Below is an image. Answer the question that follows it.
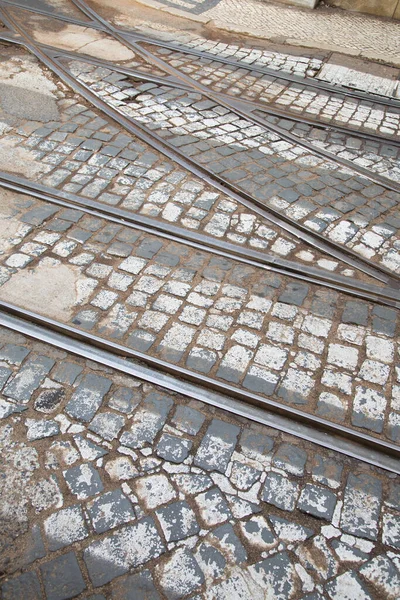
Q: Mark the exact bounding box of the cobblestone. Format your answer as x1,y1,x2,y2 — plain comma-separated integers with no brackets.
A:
0,329,397,598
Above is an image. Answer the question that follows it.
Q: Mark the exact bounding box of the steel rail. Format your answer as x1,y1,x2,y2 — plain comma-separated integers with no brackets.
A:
0,302,399,474
65,0,400,198
47,46,400,149
3,0,400,110
2,170,398,307
0,22,397,289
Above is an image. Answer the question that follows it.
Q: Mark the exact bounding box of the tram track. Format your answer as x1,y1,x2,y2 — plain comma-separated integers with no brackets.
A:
0,7,399,289
1,301,399,475
2,170,398,306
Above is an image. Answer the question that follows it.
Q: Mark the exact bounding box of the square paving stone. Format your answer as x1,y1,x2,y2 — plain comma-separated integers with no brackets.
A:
65,373,112,422
248,551,297,600
340,473,382,540
107,386,141,414
120,392,173,449
111,570,161,600
156,500,199,542
297,483,337,521
2,572,42,600
194,487,232,527
89,412,125,441
84,518,165,587
156,433,192,463
156,548,205,600
325,571,372,600
41,552,86,600
272,443,307,476
171,405,205,435
311,454,343,489
64,463,104,499
44,505,88,550
194,418,240,473
262,472,299,512
87,489,136,533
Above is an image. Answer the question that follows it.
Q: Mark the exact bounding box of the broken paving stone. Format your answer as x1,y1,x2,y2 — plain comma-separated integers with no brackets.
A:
34,388,66,413
0,398,26,419
44,505,88,551
297,484,337,521
74,434,108,460
249,551,299,600
359,555,400,600
119,392,173,449
229,460,262,491
26,418,59,441
171,473,213,495
240,515,276,550
156,500,199,542
64,463,104,499
87,489,136,533
195,541,226,580
45,440,79,469
156,432,192,463
325,571,372,600
3,354,55,403
89,411,125,441
105,457,139,481
135,473,177,510
268,515,314,543
227,495,261,519
210,523,247,563
194,418,240,473
194,487,232,527
382,511,400,549
262,472,300,512
156,548,205,600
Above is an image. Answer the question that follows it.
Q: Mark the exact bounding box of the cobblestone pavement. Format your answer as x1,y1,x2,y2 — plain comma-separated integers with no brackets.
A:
0,189,399,444
1,3,400,598
138,44,400,140
126,0,400,64
65,59,400,273
0,329,399,599
1,48,391,278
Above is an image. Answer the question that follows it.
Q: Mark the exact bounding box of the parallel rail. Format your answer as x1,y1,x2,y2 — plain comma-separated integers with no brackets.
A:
1,302,399,474
1,171,398,306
